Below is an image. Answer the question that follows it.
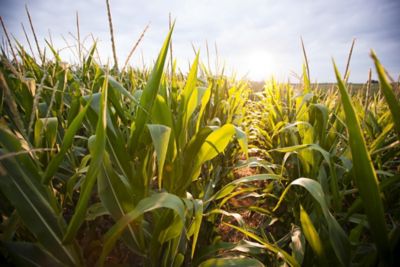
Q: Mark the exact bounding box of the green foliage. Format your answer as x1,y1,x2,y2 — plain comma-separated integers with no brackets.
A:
0,18,399,267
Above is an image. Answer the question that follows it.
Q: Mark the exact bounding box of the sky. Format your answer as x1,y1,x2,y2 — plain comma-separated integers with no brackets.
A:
0,0,399,82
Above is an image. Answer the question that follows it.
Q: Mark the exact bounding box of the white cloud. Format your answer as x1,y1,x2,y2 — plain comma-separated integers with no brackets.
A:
1,0,399,82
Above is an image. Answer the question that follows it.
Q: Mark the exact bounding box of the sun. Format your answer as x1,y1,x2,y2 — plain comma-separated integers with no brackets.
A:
235,50,277,81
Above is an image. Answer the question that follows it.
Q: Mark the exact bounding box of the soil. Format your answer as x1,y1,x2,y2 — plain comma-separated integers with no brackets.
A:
216,165,267,243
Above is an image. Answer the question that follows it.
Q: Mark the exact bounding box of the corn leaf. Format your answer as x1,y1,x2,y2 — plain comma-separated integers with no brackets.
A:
129,25,174,154
198,257,265,267
225,223,299,267
370,51,400,139
274,178,350,266
2,241,66,267
182,53,200,126
189,199,203,258
43,97,92,184
152,95,176,161
83,42,97,76
234,126,248,158
196,84,212,132
334,62,390,264
63,76,108,243
211,174,282,202
147,124,171,189
99,192,185,266
195,124,235,171
152,95,174,128
0,156,82,266
300,205,324,259
98,152,143,254
34,117,58,148
108,75,138,104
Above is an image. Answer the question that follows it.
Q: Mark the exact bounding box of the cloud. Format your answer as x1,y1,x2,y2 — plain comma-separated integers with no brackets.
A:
1,0,399,82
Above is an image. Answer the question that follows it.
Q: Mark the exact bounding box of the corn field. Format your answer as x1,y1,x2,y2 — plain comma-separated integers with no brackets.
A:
0,10,400,267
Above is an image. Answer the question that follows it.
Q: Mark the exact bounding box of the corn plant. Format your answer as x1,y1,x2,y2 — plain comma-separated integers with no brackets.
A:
0,7,399,267
228,56,400,266
0,16,255,265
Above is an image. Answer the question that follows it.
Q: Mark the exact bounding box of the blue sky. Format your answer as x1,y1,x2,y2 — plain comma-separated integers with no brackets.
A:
1,0,399,82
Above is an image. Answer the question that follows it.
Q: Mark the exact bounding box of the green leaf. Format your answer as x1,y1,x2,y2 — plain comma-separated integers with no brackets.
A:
334,62,390,264
99,192,185,266
194,124,235,174
0,157,82,266
158,212,184,243
211,174,282,202
225,223,299,267
369,122,394,154
370,51,400,139
346,174,400,219
45,40,62,63
196,84,212,132
272,144,310,153
0,128,48,199
194,240,264,266
2,241,65,267
151,95,176,161
198,257,265,267
108,75,138,104
1,210,19,241
274,178,350,266
83,93,116,136
86,202,109,221
189,199,203,258
98,154,135,216
152,95,174,128
43,97,92,184
302,63,311,93
63,76,108,243
300,205,324,259
179,52,200,140
147,124,171,189
234,126,248,158
177,127,213,193
98,152,143,254
207,209,245,227
181,53,200,110
186,86,198,125
184,124,236,188
83,42,97,75
34,117,58,148
129,25,174,154
272,142,341,210
310,103,329,145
